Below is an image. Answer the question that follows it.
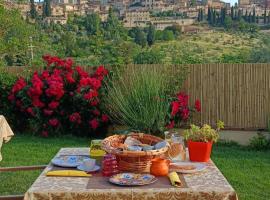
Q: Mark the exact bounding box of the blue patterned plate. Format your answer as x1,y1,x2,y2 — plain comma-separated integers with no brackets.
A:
109,173,157,186
51,155,90,168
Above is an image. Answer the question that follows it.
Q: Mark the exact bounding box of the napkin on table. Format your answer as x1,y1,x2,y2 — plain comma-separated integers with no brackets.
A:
168,172,182,187
46,170,92,177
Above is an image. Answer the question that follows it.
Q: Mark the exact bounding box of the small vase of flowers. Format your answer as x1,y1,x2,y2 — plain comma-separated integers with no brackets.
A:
183,121,224,162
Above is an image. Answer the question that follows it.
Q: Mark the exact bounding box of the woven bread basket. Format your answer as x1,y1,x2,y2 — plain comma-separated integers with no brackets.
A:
101,133,168,173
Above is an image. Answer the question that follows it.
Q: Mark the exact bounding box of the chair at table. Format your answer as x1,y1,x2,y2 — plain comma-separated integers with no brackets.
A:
0,115,47,200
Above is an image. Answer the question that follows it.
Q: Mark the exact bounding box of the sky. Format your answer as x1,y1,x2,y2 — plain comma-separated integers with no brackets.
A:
223,0,238,6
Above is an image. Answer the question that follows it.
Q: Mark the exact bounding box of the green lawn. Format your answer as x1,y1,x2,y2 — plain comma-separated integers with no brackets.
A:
0,135,270,200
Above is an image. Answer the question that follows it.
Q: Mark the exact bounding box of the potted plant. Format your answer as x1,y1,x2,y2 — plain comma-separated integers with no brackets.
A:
183,121,224,162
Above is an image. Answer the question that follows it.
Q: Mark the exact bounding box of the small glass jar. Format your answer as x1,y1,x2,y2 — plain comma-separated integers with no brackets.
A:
102,154,119,177
168,132,186,161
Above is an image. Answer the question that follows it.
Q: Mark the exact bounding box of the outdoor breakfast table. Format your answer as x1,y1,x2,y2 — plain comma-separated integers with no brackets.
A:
24,148,238,200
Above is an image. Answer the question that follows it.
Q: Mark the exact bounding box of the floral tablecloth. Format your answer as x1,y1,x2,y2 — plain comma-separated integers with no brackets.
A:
24,148,238,200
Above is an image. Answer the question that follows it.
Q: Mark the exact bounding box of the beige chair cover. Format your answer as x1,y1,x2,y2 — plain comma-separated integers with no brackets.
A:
0,115,14,161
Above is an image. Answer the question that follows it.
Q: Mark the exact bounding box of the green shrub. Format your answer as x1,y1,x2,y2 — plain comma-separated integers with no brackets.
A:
249,132,270,151
104,65,188,134
0,69,18,128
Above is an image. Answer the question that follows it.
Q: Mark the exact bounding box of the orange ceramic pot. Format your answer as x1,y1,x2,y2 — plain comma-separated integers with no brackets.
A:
150,158,170,176
187,140,213,162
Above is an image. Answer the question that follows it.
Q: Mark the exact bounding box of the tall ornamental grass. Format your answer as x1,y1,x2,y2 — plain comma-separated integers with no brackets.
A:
105,64,188,134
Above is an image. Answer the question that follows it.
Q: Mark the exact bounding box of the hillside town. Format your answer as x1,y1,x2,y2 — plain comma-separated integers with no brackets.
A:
3,0,270,30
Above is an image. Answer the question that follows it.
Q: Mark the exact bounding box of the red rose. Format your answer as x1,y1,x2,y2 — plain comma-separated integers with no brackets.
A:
89,119,99,129
32,98,45,108
195,99,201,112
48,101,59,109
90,100,99,106
171,101,180,117
84,90,98,100
166,120,175,129
75,66,89,78
41,70,50,80
181,108,189,120
49,118,59,127
26,107,35,116
8,94,15,102
66,72,75,84
41,130,48,137
177,92,189,107
95,66,108,77
11,77,26,94
43,109,53,116
101,114,109,123
69,112,82,124
92,110,100,116
16,100,22,107
89,78,101,90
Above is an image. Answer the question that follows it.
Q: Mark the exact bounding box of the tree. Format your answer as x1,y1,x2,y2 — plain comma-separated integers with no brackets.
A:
43,0,51,17
134,29,147,47
147,24,155,46
30,0,37,19
207,7,211,21
264,8,267,24
256,15,259,23
268,11,270,23
162,30,174,41
103,7,123,40
252,8,256,23
133,49,163,64
224,16,233,30
165,24,182,37
244,10,248,22
220,8,226,25
248,12,252,23
230,6,234,20
84,13,101,35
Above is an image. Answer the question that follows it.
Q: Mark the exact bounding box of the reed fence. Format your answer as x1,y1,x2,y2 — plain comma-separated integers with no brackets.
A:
4,63,270,129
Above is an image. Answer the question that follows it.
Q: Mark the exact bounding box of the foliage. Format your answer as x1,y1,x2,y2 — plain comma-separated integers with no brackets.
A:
133,49,163,64
249,132,270,150
8,55,110,137
146,24,156,46
167,92,201,128
183,121,224,142
104,65,188,134
43,0,51,17
30,0,38,19
0,69,18,127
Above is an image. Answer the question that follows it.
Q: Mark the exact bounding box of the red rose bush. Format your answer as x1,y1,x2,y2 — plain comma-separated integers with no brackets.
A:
167,92,201,129
9,55,109,137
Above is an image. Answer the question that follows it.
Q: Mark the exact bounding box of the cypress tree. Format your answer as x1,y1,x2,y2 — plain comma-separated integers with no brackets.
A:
252,8,256,23
213,10,216,25
200,9,204,21
43,0,51,17
207,7,211,22
231,6,234,20
30,0,37,19
264,8,267,24
244,10,248,22
147,24,155,46
248,12,251,23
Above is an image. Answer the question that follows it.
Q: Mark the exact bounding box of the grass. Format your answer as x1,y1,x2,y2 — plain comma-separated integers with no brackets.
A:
0,135,270,200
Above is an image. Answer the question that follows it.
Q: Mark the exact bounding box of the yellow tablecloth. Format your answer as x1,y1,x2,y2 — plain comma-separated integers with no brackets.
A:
24,148,238,200
0,115,14,161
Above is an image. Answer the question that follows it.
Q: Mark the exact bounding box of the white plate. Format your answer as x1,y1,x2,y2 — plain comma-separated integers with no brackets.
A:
170,161,207,174
51,155,90,168
77,165,100,172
